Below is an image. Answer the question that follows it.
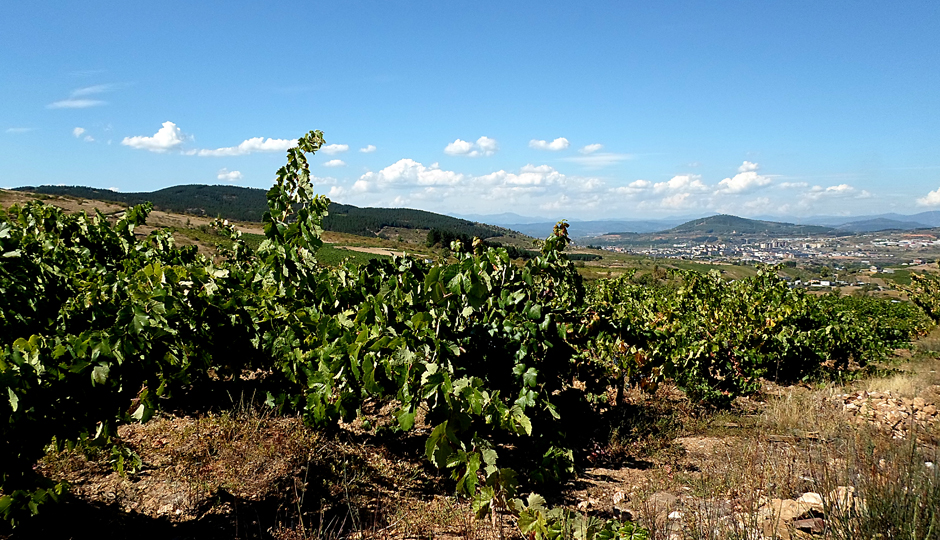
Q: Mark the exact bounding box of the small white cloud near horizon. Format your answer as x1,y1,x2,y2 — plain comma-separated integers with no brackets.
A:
217,168,242,181
73,127,86,138
715,161,772,194
917,187,940,207
121,121,185,153
323,159,346,167
580,143,603,154
188,136,297,157
6,127,35,134
444,136,498,157
359,144,377,153
321,144,349,155
529,137,570,151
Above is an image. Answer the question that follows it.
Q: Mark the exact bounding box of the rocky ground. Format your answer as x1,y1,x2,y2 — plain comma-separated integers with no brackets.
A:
5,352,940,539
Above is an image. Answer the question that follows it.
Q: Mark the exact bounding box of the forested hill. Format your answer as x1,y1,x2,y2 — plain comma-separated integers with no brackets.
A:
658,214,834,236
15,185,268,222
14,184,505,239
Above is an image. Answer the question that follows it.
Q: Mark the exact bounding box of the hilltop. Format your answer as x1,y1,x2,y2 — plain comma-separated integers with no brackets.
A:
13,184,520,243
598,214,839,246
660,214,834,236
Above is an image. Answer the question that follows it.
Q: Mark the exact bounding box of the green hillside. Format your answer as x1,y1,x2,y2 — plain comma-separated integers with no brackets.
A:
663,214,834,235
15,184,504,239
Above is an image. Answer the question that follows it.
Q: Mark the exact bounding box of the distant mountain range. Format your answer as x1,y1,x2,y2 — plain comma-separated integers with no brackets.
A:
465,210,940,239
12,184,940,242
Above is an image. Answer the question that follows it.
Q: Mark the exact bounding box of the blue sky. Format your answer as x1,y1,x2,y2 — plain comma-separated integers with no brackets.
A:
3,1,939,220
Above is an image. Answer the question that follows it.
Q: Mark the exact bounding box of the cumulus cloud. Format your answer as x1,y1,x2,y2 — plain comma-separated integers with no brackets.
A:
917,188,940,207
444,136,498,157
610,179,652,196
476,164,567,187
73,127,86,138
738,161,759,173
444,139,473,155
188,137,296,157
217,168,242,181
660,192,693,209
355,159,465,193
359,144,376,153
806,184,856,198
715,161,772,194
580,143,603,154
323,159,346,167
321,144,349,155
121,121,185,153
529,137,570,151
654,174,708,193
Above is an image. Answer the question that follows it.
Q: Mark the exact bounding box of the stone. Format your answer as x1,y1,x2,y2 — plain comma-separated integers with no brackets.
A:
795,492,824,513
793,517,826,533
647,491,678,513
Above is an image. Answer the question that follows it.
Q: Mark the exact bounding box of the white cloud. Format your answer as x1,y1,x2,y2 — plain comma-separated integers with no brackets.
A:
217,168,242,181
660,192,693,209
6,127,34,134
359,144,377,153
529,137,570,151
563,152,632,169
779,182,809,189
716,162,772,194
444,139,473,155
738,161,759,173
121,121,185,153
73,127,86,138
653,174,707,193
48,83,124,109
580,143,603,154
321,144,349,155
47,99,106,109
444,136,498,157
107,187,120,192
71,84,117,97
610,179,652,196
83,135,95,142
917,188,940,207
540,194,572,211
188,136,297,157
476,136,498,155
324,159,346,167
357,159,465,193
477,164,567,187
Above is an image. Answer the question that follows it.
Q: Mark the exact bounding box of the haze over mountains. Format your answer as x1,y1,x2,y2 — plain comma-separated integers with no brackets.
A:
463,211,940,239
13,184,940,241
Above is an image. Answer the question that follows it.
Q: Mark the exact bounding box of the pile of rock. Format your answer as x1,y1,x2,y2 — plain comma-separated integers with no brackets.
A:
626,487,864,540
835,390,938,438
